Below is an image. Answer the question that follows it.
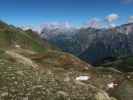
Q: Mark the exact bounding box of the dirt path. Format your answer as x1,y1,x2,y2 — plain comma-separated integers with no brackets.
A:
6,50,39,69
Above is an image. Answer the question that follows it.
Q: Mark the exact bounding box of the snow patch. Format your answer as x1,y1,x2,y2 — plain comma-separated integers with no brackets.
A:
107,82,118,89
76,76,90,81
1,92,8,97
15,44,21,48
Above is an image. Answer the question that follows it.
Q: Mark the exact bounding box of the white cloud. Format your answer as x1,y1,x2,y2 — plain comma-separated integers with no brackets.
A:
20,25,33,31
83,18,102,29
128,16,133,23
40,21,73,30
105,13,119,27
106,13,119,23
19,25,42,34
121,0,133,4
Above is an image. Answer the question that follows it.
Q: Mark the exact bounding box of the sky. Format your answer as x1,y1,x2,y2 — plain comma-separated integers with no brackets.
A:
0,0,133,27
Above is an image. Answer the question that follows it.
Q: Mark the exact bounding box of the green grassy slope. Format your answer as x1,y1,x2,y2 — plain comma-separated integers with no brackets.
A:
99,56,133,72
0,21,49,52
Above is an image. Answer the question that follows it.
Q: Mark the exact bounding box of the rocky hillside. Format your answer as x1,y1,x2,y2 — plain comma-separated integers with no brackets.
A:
0,21,133,100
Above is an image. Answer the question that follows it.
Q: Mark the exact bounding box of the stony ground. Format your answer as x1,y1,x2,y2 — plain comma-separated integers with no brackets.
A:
0,48,133,100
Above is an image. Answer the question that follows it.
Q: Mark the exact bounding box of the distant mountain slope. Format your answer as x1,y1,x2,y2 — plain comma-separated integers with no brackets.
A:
41,23,133,66
79,29,131,64
80,24,133,64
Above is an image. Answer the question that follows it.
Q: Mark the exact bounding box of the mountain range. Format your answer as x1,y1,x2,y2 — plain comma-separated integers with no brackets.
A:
40,23,133,66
